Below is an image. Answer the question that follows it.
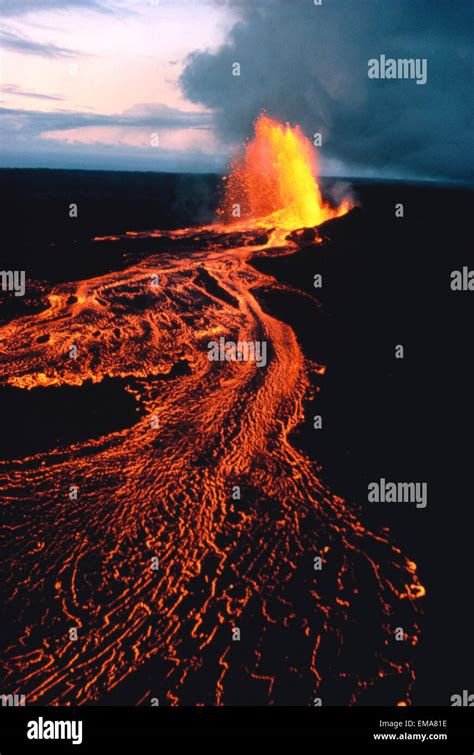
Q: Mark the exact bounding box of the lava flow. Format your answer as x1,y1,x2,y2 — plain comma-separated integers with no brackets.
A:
0,115,424,706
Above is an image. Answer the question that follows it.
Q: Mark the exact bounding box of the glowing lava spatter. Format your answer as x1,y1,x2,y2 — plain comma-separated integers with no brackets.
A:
0,118,423,707
219,114,352,231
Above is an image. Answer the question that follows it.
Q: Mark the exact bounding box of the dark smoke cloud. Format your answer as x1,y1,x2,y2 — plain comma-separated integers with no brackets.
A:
181,0,473,181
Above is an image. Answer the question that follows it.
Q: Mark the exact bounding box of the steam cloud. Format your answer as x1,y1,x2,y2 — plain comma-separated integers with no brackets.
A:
180,0,473,181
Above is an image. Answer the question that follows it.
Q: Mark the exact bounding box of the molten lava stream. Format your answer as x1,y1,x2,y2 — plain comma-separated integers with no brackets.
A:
0,115,423,706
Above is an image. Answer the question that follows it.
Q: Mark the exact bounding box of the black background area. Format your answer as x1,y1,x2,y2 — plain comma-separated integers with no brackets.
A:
252,180,474,706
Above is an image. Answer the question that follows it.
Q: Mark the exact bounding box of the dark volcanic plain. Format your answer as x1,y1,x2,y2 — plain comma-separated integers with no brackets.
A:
0,169,472,706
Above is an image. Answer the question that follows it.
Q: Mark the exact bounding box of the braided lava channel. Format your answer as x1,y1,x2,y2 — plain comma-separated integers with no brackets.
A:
0,116,424,706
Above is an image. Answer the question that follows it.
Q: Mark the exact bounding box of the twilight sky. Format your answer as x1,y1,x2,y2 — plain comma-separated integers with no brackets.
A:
0,0,472,180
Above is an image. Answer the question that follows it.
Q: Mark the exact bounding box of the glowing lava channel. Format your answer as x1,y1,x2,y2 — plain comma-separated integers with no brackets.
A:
0,118,423,707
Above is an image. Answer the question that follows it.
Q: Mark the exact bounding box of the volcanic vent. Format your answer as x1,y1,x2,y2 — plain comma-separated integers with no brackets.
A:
219,114,351,231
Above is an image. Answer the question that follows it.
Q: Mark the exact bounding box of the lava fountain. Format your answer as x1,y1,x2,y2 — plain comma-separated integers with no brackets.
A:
0,116,423,707
219,114,352,231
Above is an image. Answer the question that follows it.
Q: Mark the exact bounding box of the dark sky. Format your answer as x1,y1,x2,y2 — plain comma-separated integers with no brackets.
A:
181,0,473,181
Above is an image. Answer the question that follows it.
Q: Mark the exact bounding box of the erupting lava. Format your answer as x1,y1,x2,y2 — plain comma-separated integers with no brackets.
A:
0,117,423,706
220,114,351,231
